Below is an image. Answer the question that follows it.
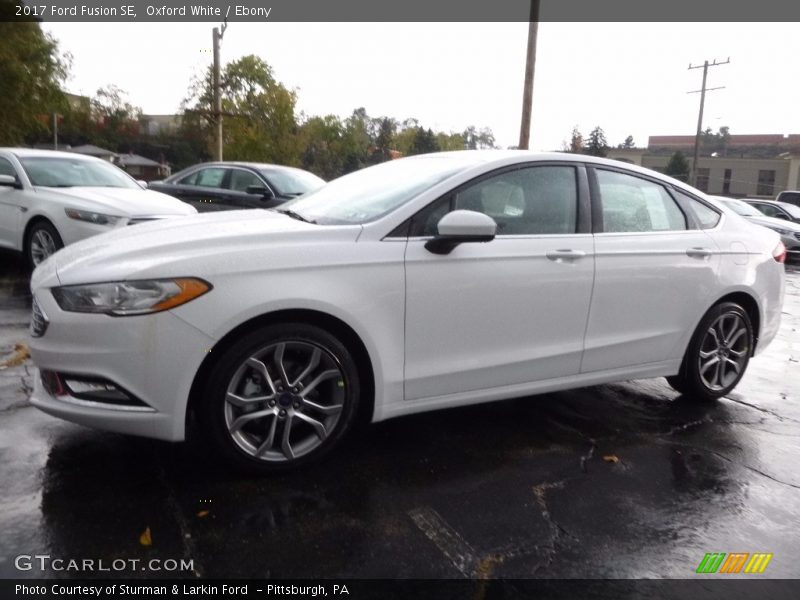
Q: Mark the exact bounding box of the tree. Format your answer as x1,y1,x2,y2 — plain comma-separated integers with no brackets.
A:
665,151,690,182
408,128,440,155
369,117,397,164
586,126,609,157
183,55,300,165
619,135,635,149
0,1,69,144
299,114,348,180
463,126,496,150
566,126,583,153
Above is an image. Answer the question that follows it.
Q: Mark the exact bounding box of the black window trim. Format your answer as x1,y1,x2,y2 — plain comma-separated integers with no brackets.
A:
384,161,590,239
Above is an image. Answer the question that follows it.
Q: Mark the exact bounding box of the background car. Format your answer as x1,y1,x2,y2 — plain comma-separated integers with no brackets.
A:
776,190,800,208
148,162,325,212
715,196,800,262
0,148,197,268
744,198,800,223
29,152,786,472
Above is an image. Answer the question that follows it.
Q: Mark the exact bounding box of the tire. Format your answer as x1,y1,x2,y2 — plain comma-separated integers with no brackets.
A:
198,323,361,472
667,302,753,402
26,220,64,269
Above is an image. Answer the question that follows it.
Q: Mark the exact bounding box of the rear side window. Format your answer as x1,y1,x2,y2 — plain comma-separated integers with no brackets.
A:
672,189,721,229
596,170,686,232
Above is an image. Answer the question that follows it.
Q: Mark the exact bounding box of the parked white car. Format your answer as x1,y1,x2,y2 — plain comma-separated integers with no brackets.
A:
28,151,786,471
0,148,197,267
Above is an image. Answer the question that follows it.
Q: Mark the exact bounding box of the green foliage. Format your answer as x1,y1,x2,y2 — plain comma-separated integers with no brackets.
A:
586,126,609,157
183,55,301,165
665,151,690,182
463,126,496,150
700,125,731,156
619,135,635,149
0,1,69,145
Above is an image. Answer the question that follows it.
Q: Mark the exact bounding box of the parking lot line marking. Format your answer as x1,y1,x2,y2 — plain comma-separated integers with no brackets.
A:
408,507,478,577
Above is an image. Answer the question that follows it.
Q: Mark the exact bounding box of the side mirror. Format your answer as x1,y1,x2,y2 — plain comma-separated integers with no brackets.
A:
425,210,497,255
246,185,275,199
0,174,22,189
136,180,148,189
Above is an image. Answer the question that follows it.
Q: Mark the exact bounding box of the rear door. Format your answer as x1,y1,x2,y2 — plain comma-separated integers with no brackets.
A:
173,167,230,212
582,167,721,373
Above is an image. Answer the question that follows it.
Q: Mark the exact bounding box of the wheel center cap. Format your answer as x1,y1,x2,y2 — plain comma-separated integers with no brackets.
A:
278,392,294,408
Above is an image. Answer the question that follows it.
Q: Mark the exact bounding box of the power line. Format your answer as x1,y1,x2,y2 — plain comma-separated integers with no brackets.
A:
687,57,729,187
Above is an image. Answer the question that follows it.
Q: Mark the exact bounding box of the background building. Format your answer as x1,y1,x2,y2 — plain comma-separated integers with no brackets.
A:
607,134,800,198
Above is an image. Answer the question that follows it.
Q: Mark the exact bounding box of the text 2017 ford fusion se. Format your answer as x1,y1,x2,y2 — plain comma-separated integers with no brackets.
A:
28,152,785,471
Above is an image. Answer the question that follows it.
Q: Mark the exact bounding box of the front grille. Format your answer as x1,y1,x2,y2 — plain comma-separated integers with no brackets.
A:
30,296,48,338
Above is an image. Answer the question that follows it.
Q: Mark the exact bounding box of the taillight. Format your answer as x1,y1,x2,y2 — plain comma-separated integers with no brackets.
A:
773,242,786,263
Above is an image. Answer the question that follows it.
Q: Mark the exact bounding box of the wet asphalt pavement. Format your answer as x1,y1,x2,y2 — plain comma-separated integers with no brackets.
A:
0,248,799,582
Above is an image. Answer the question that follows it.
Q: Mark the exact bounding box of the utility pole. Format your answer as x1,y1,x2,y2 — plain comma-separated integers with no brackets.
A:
518,0,540,150
52,112,58,150
688,58,728,186
212,21,228,161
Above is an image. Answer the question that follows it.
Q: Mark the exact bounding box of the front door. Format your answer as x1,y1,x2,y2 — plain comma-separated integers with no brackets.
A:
403,164,595,401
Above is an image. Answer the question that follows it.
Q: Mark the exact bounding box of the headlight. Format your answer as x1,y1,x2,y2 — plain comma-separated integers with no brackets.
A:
51,278,212,316
64,208,121,225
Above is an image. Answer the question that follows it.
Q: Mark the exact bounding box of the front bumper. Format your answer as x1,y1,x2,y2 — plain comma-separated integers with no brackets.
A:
28,288,216,441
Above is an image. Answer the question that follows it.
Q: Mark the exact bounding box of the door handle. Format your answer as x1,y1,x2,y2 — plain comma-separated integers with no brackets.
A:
546,249,587,261
686,247,713,258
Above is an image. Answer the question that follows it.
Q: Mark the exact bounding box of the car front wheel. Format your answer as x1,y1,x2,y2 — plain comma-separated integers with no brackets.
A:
200,323,361,472
26,220,64,269
667,301,753,401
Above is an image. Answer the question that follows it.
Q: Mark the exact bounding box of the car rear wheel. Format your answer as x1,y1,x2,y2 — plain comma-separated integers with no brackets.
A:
667,302,753,401
199,323,361,472
26,220,64,269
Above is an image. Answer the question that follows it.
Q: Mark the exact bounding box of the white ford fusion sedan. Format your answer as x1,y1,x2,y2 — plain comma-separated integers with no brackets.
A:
29,151,785,471
0,148,197,267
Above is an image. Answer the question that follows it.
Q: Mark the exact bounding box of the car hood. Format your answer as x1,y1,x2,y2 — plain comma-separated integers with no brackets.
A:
746,215,800,232
35,186,197,217
37,210,362,286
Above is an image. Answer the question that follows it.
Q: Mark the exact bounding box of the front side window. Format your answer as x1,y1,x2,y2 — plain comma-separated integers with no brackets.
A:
752,202,779,218
412,165,578,236
597,169,686,233
227,169,263,193
0,157,18,179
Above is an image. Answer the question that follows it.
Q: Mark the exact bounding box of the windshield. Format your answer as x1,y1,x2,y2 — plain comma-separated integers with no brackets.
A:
261,168,325,196
20,156,139,189
722,199,763,217
278,155,478,225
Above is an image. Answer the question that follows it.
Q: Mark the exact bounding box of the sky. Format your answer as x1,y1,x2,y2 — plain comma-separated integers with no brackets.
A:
43,22,799,151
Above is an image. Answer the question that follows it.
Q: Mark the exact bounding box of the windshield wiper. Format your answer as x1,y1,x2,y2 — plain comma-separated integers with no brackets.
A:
274,209,317,224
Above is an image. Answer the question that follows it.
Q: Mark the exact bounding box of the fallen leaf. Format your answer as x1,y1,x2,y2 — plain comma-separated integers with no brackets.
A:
139,526,152,546
197,510,210,518
602,455,619,463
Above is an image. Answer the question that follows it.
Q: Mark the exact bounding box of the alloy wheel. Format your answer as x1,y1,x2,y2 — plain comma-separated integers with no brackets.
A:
697,312,750,391
30,229,57,266
223,340,346,462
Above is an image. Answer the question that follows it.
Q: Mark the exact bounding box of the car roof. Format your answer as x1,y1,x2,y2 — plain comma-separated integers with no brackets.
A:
0,148,100,161
187,161,309,172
